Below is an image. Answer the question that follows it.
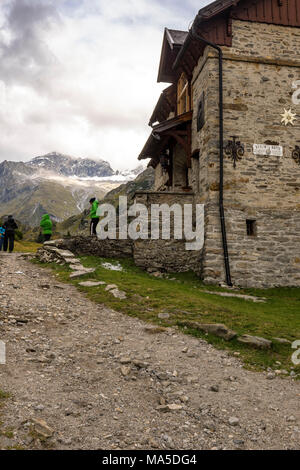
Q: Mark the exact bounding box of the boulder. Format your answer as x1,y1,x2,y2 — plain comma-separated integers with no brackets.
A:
273,337,291,345
181,322,237,341
69,268,95,279
79,281,106,287
158,313,170,320
30,418,54,439
110,288,127,300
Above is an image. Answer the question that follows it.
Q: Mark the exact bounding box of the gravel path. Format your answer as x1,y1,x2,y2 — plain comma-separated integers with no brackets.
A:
0,253,299,450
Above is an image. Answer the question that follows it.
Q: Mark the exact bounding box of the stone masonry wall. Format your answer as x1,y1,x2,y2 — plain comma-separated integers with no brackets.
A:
134,191,202,274
192,19,300,287
54,236,133,259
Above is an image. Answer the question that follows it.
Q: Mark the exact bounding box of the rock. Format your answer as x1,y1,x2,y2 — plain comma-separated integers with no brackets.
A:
34,404,45,411
234,440,245,446
120,357,131,364
105,285,118,291
181,322,237,341
79,281,106,287
121,366,131,376
273,338,291,345
132,360,149,368
267,372,276,380
158,313,170,320
144,326,167,334
151,272,163,278
110,289,127,300
157,404,183,412
287,416,296,422
228,417,239,427
69,269,95,279
30,418,54,439
210,385,220,392
69,264,84,271
203,290,266,303
237,335,272,349
149,438,160,448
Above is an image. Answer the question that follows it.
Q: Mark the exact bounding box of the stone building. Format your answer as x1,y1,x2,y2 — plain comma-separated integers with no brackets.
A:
137,0,300,288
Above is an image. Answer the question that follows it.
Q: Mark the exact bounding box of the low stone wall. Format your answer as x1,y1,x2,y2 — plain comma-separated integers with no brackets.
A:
38,233,202,276
51,236,133,259
134,239,202,275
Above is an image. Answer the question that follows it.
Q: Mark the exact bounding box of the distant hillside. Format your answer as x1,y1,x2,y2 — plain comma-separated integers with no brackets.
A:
0,153,144,227
56,167,155,237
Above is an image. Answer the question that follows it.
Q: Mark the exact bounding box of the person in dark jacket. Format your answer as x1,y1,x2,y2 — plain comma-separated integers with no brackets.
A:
89,198,99,236
0,224,5,251
3,215,18,253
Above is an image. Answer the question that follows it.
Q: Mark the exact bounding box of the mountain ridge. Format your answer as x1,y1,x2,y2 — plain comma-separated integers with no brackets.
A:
0,152,146,226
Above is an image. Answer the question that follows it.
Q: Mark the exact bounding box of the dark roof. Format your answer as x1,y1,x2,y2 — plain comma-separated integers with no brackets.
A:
197,0,237,21
165,29,188,48
157,28,188,83
173,0,300,73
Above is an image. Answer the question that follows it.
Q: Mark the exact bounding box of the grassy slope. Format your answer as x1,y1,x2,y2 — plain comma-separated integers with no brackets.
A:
55,168,155,236
35,255,300,374
13,241,42,253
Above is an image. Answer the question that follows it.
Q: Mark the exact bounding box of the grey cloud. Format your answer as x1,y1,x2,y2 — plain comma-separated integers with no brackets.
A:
7,0,59,34
0,0,61,87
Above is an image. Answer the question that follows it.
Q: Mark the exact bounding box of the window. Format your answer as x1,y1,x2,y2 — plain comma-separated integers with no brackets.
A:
177,73,191,115
246,220,257,237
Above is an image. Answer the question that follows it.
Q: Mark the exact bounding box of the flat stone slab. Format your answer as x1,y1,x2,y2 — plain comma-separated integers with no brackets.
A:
43,240,62,246
69,268,95,279
69,264,84,271
67,259,81,264
181,322,237,341
79,281,106,287
56,250,75,258
273,337,291,345
105,284,118,291
110,288,127,300
203,290,266,303
102,262,123,272
237,335,272,349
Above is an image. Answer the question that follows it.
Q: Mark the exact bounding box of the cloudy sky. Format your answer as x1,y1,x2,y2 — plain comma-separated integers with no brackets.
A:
0,0,210,171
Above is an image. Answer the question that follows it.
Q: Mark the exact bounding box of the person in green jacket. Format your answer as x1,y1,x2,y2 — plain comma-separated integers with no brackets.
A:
89,198,99,235
40,214,53,242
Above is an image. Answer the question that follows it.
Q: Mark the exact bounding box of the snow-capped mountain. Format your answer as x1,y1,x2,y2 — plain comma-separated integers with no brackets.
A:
0,152,146,226
27,152,115,178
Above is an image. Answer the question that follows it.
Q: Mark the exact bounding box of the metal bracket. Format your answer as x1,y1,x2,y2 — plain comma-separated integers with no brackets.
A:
225,136,244,168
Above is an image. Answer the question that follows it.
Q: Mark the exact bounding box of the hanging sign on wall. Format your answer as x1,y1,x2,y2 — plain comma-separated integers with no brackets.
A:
253,144,283,157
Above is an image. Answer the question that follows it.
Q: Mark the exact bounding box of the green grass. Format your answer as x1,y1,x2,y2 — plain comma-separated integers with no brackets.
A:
34,256,300,374
14,241,42,253
0,390,11,401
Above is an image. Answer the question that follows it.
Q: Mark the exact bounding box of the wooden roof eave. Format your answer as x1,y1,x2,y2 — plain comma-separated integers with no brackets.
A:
139,111,193,161
149,85,176,126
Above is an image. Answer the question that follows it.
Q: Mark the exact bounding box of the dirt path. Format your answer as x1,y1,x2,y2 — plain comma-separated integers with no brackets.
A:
0,253,299,450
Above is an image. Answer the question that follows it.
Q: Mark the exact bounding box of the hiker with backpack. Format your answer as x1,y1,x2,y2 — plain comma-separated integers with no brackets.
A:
40,214,53,242
3,215,18,253
89,198,99,235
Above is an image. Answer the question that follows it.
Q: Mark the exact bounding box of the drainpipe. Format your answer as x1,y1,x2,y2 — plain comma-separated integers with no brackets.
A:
191,23,233,287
